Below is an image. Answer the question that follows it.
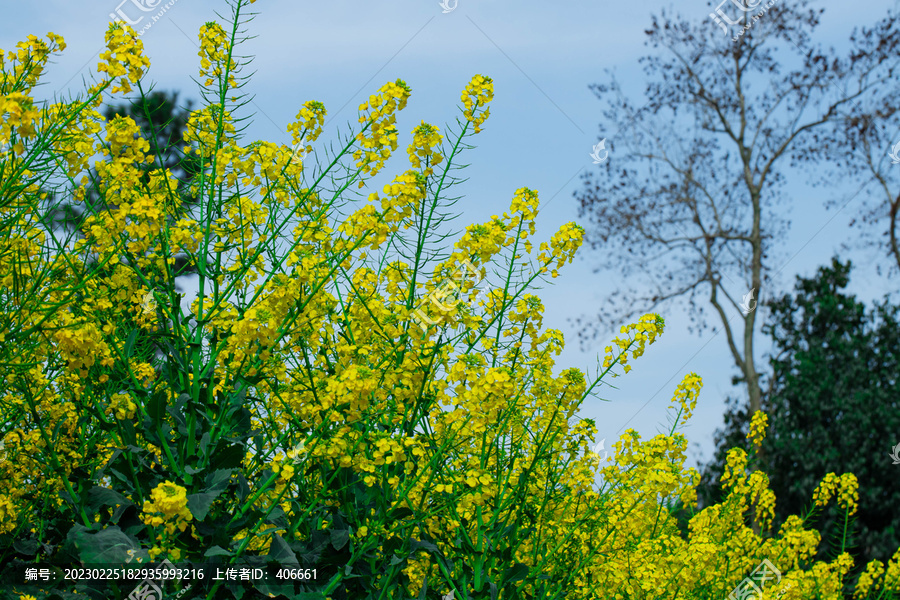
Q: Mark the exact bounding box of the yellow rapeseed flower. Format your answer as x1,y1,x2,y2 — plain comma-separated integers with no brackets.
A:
748,410,768,450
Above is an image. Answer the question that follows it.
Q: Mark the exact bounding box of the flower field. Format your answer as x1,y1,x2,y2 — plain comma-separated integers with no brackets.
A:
0,2,898,599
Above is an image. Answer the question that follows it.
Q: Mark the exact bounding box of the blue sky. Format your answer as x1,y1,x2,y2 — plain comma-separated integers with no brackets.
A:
3,0,898,471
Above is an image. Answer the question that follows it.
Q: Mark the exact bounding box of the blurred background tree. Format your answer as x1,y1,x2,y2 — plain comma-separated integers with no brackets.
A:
698,257,900,578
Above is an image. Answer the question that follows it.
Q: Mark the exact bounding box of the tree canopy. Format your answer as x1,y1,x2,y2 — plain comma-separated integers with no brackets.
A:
700,257,900,573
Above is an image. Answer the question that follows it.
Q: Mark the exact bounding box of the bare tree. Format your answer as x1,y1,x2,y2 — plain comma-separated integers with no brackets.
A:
815,13,900,275
574,1,899,415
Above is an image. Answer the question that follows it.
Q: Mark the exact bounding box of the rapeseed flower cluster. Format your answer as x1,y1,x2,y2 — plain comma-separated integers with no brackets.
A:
461,74,493,133
198,21,237,89
748,409,769,450
407,120,444,177
354,79,412,184
183,104,237,161
96,23,150,94
107,392,137,421
670,371,702,426
141,482,193,530
286,99,327,167
0,33,65,157
140,482,194,560
813,472,860,515
0,92,39,157
602,313,666,374
0,32,65,91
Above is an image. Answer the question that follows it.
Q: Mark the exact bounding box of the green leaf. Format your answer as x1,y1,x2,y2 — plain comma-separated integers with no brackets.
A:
186,490,222,521
123,329,139,358
410,539,440,554
210,442,244,470
199,431,212,461
108,465,132,486
236,471,251,503
86,486,130,513
267,506,288,529
229,405,252,436
65,524,139,565
227,384,248,409
146,388,168,422
501,562,530,587
205,468,234,492
13,539,39,555
267,533,299,566
120,415,137,446
390,506,413,521
329,529,349,551
167,395,188,432
204,545,233,558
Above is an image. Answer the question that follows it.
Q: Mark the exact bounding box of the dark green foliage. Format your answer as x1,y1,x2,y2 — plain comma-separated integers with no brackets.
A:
700,257,900,575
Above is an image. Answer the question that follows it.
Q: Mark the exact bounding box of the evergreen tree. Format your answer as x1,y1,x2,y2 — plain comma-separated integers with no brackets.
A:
699,257,900,574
